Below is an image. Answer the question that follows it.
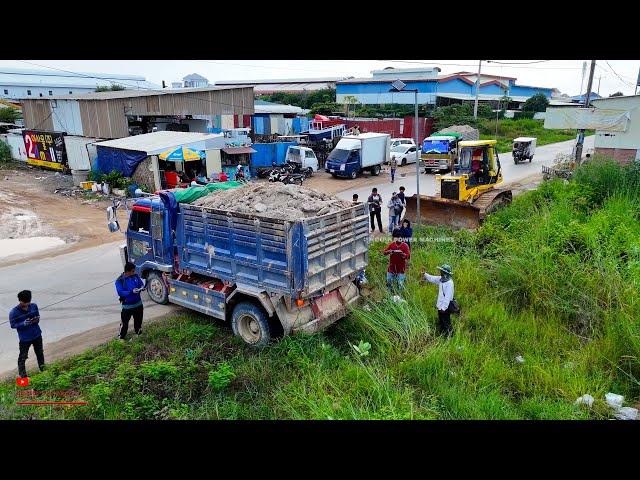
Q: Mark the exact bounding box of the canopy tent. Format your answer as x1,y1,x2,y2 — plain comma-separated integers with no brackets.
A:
544,107,630,131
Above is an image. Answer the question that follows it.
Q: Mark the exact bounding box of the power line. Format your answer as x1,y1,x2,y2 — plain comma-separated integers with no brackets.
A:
383,60,581,70
604,61,636,87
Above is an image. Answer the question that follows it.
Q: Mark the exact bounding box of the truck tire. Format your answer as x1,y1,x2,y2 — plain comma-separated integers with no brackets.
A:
529,155,533,163
370,165,381,176
231,302,271,347
147,271,169,305
331,173,338,178
350,170,358,179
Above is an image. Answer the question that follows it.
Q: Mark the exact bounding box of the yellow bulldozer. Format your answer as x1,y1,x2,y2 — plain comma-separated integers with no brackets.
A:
404,140,512,229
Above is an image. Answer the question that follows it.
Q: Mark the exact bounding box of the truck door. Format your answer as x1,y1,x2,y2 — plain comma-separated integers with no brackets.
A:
151,208,165,263
127,206,154,267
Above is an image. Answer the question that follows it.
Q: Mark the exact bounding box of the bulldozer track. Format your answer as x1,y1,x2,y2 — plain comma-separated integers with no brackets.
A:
474,188,513,220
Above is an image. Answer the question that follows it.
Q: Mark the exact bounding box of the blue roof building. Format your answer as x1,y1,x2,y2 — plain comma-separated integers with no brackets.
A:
336,67,555,107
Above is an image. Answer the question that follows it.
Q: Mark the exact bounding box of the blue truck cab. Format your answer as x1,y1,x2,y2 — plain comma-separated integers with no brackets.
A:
120,191,370,346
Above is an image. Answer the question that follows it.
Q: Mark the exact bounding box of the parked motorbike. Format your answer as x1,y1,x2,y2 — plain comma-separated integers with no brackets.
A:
268,169,305,185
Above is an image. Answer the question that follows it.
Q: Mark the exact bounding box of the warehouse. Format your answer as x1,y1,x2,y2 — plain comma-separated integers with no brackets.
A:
215,77,350,94
252,100,309,136
21,85,255,140
0,67,159,100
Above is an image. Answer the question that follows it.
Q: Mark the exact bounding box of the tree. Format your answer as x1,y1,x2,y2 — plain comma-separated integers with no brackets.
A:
609,91,624,97
0,107,20,124
95,84,126,92
309,102,340,115
522,93,550,112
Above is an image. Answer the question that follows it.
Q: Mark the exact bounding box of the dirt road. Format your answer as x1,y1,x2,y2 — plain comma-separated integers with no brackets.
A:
0,166,127,268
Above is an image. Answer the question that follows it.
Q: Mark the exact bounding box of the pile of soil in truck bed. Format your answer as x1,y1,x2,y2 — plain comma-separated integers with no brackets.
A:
191,183,353,221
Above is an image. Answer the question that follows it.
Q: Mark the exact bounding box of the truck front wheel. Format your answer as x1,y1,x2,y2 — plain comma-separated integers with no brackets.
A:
232,302,271,347
147,271,169,304
350,170,358,179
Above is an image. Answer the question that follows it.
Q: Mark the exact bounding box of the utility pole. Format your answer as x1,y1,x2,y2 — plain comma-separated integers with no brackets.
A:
414,89,420,229
575,60,596,164
597,75,601,95
473,60,482,119
579,61,587,98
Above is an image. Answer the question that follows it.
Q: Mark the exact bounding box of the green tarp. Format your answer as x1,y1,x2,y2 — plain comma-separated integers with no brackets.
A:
172,181,244,204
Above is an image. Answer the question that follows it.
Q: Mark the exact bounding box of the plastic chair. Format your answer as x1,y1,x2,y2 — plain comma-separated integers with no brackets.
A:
165,171,179,189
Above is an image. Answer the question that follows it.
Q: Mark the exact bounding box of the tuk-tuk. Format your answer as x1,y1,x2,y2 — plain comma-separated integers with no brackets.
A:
512,137,537,164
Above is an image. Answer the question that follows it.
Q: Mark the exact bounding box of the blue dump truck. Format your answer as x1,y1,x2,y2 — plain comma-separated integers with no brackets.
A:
113,186,369,346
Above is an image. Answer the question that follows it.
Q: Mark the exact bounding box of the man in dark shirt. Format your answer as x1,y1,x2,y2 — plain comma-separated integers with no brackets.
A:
367,188,383,233
397,186,407,221
382,231,411,293
115,262,146,340
9,290,45,379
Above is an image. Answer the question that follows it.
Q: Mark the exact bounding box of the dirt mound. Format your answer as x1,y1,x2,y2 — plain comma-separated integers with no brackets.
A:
192,183,353,220
437,124,480,141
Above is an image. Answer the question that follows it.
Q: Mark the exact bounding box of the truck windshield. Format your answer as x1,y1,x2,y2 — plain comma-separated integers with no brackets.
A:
130,210,150,234
327,148,352,163
422,140,449,154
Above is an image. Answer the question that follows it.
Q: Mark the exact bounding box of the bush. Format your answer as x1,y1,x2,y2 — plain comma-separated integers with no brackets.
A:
0,141,12,163
0,107,20,124
208,362,235,391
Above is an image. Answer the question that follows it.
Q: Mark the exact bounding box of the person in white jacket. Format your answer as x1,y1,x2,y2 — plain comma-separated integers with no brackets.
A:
422,264,455,337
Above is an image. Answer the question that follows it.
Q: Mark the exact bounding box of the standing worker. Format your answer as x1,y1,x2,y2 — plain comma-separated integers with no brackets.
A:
383,231,411,293
367,188,383,233
390,156,398,183
9,290,45,379
115,262,146,340
422,265,455,337
352,193,359,203
387,192,403,233
396,186,407,221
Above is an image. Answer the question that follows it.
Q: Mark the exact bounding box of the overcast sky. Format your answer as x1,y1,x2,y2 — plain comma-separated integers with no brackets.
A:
1,60,638,97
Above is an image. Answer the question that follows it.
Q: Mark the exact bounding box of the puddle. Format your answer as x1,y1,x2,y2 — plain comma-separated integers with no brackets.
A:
0,237,67,260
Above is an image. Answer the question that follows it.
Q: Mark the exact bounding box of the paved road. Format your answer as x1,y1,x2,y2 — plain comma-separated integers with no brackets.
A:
0,241,175,376
336,136,594,230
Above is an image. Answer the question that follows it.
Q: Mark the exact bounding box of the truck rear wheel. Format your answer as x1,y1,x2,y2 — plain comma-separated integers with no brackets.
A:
370,165,381,176
147,271,168,305
231,302,271,347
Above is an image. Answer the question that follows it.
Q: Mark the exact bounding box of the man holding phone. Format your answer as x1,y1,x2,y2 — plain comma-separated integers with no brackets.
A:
115,262,147,340
382,231,410,293
9,290,45,379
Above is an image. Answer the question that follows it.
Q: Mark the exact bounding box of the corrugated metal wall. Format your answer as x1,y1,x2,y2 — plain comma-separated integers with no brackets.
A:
64,135,100,170
22,100,54,131
52,100,84,135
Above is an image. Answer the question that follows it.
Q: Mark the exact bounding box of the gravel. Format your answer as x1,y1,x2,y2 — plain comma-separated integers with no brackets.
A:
192,183,353,221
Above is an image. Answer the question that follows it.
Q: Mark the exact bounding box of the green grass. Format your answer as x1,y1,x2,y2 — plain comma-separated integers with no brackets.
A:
478,118,594,153
1,157,639,419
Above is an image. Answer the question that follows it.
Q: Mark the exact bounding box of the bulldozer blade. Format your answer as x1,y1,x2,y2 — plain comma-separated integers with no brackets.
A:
404,195,481,230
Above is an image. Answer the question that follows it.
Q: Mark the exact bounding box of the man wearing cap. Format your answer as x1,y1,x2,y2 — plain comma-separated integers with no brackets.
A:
383,231,410,293
422,264,455,337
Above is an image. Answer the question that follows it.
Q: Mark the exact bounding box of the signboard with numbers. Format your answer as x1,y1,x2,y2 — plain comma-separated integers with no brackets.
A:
22,130,68,171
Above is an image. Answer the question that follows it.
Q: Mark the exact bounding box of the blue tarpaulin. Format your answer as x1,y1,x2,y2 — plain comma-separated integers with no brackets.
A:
95,146,147,177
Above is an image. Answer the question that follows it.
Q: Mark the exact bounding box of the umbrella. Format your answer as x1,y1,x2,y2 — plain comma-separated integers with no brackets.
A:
159,146,205,162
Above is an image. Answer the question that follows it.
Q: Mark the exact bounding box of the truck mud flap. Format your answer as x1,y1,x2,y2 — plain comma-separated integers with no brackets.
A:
291,282,360,334
404,194,481,230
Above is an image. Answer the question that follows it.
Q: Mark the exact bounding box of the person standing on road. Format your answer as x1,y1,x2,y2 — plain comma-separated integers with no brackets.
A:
9,290,45,379
422,264,455,337
367,188,383,233
387,192,403,233
383,231,411,293
115,262,146,340
397,186,407,220
390,156,398,183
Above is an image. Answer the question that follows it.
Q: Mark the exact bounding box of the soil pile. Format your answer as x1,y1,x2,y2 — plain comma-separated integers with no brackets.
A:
192,183,352,220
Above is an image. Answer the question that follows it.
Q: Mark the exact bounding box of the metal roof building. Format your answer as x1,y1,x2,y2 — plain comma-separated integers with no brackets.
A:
0,67,160,100
215,77,350,94
21,85,255,139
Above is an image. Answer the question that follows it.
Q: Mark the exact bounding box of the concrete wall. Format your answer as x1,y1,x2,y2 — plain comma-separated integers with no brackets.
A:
131,156,156,190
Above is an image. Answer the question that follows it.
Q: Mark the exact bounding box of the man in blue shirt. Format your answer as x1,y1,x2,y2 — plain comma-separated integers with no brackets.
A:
9,290,45,378
115,262,146,340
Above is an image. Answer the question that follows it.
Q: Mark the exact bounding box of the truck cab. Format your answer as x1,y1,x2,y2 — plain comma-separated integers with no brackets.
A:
421,135,459,173
285,146,319,172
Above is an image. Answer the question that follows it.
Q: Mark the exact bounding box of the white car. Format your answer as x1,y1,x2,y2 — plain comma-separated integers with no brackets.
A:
390,138,416,149
389,144,419,166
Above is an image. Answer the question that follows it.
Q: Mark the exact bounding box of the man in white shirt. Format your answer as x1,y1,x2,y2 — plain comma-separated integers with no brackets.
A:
422,264,455,337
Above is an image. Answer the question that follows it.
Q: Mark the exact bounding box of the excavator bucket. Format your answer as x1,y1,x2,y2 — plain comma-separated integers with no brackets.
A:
404,194,482,230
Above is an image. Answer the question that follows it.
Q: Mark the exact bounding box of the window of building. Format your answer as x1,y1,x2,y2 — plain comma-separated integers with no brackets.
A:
27,90,32,96
69,91,73,94
39,93,43,97
3,89,7,95
49,90,53,95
